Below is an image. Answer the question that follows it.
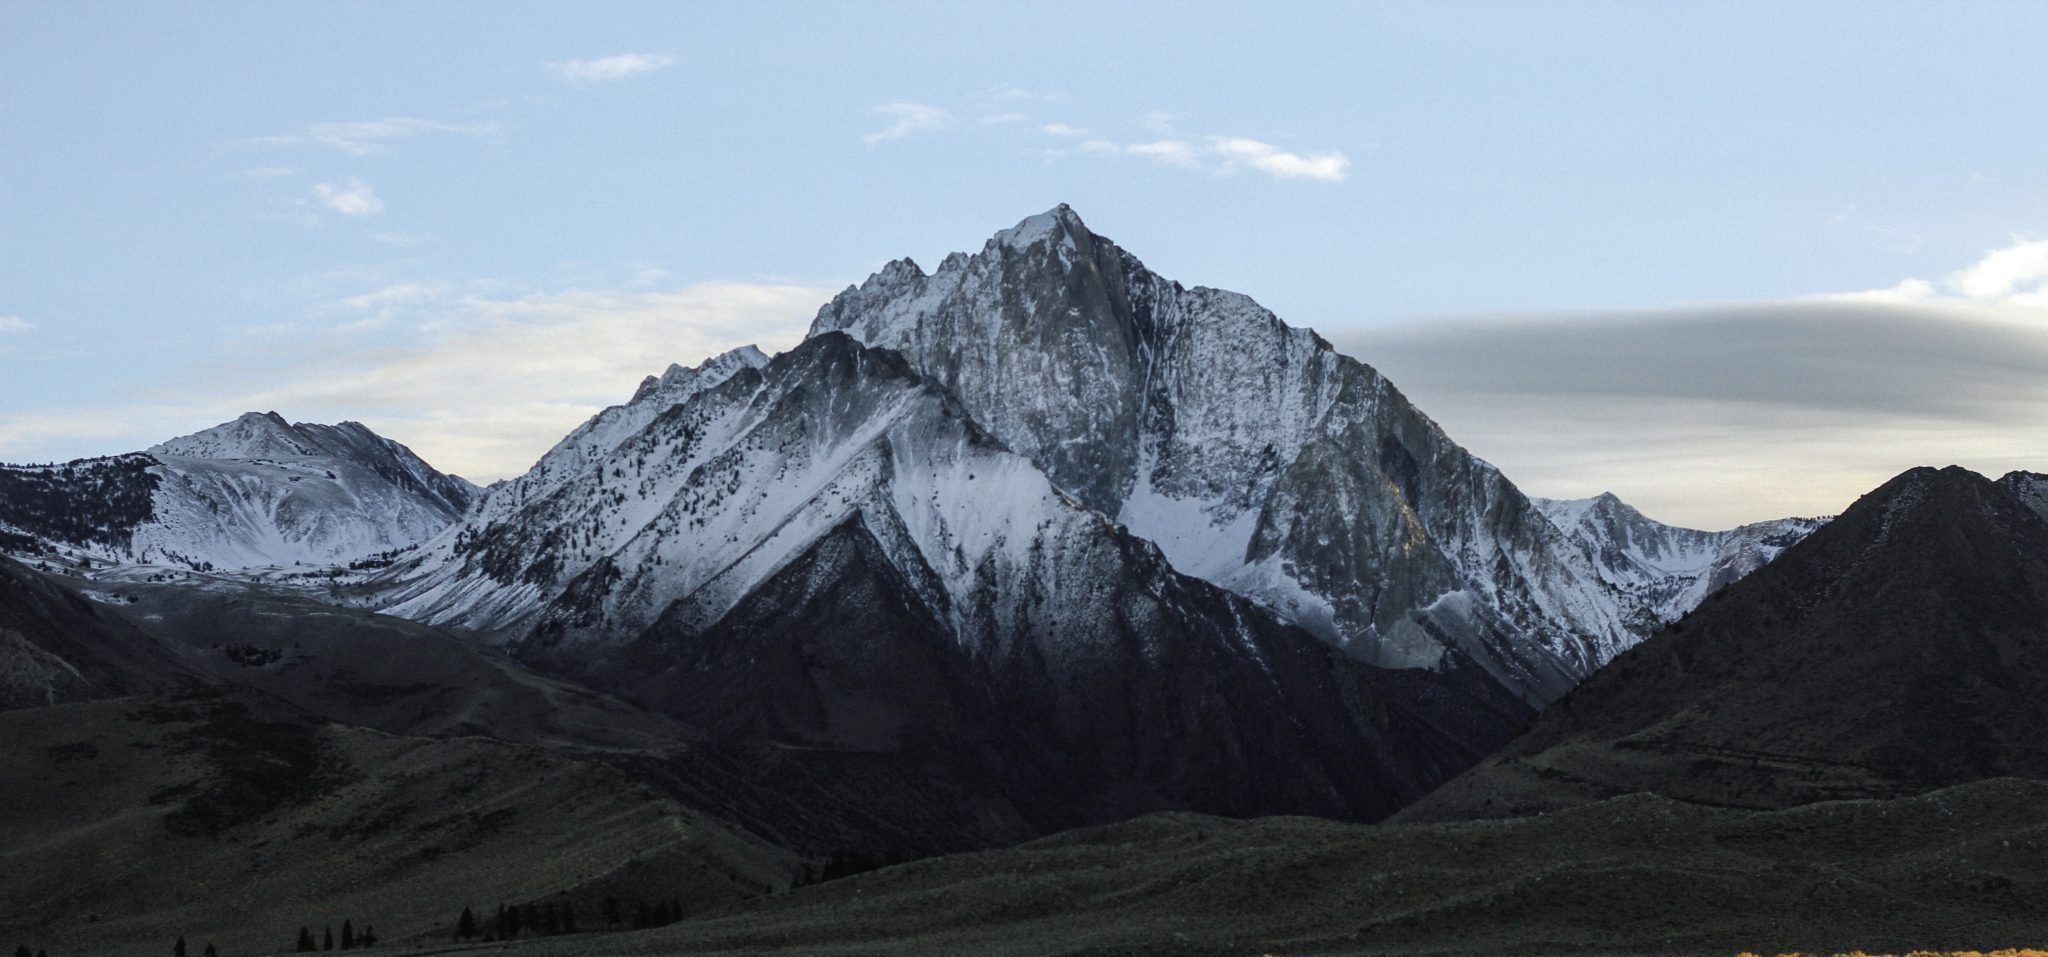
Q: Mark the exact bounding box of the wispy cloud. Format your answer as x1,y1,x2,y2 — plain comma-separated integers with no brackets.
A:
0,316,33,334
550,53,675,82
1208,136,1350,181
239,166,298,179
311,177,384,216
247,117,495,156
979,112,1029,126
864,102,951,146
1333,238,2048,528
1056,132,1349,181
1124,139,1203,169
1040,123,1086,138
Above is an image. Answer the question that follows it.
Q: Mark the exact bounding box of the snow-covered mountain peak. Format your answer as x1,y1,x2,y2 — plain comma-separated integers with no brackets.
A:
150,411,321,460
990,203,1087,252
6,415,478,571
466,343,775,529
1534,493,1825,625
631,345,769,404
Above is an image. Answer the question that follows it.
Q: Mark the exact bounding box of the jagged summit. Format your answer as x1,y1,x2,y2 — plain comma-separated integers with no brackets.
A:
804,204,1708,701
151,410,320,459
991,202,1088,249
631,345,770,404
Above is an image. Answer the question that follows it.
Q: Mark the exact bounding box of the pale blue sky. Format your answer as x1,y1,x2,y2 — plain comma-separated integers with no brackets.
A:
4,2,2047,524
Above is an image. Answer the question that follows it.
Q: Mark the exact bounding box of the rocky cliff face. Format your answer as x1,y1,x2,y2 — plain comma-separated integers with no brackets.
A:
808,206,1722,702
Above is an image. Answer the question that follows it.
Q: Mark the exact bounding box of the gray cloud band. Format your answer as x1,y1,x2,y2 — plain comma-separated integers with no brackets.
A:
1329,298,2048,527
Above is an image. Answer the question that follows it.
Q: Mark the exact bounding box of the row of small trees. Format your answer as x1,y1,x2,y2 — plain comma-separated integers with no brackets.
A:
452,897,686,942
292,921,376,952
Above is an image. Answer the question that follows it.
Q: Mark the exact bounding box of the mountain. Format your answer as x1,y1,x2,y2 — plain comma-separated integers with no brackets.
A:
0,412,479,571
1400,465,2048,822
1533,492,1825,625
372,330,1530,825
805,205,1799,702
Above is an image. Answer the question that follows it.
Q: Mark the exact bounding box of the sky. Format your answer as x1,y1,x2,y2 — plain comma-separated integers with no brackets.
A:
3,1,2047,527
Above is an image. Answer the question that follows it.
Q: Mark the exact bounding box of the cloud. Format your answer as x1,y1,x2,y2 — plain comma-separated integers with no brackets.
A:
1333,289,2048,529
0,280,837,481
240,166,298,179
1951,237,2048,301
248,117,495,156
864,102,951,146
550,53,675,82
1124,139,1202,169
1055,131,1349,181
1830,236,2048,308
1040,123,1086,138
979,112,1028,126
0,316,33,334
1208,136,1350,181
311,177,384,216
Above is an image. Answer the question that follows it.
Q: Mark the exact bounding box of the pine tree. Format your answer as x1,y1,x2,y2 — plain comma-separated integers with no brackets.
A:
16,945,31,957
603,897,622,927
633,901,650,930
360,927,375,949
204,944,218,957
340,921,354,950
562,905,577,935
523,903,539,935
506,903,522,938
542,903,559,936
457,906,478,940
323,927,333,952
175,935,187,957
669,897,682,924
297,927,316,952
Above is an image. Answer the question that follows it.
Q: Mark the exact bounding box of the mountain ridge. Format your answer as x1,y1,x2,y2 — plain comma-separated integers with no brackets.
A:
1400,464,2048,822
0,414,480,571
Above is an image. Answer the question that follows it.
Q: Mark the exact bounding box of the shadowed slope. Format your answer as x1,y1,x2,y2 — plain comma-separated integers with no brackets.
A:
1401,466,2048,822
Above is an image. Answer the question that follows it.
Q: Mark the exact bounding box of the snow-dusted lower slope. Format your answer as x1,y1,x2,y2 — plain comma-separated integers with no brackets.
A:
0,413,479,571
1533,493,1824,625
